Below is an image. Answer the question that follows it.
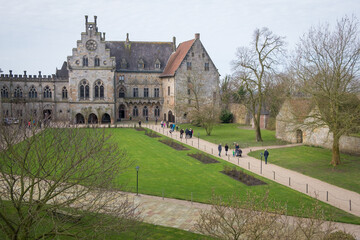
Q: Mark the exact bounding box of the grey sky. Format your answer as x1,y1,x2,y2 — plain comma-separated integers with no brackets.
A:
0,0,358,77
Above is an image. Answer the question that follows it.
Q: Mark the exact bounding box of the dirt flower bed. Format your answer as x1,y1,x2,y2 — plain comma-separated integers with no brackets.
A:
144,129,161,138
159,139,189,150
221,165,267,186
188,153,219,164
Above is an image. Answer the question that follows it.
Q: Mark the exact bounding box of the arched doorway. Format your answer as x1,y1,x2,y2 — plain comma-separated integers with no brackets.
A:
163,113,166,121
43,109,52,120
88,113,98,124
168,110,175,123
119,104,125,119
101,113,111,124
296,129,303,143
75,113,85,124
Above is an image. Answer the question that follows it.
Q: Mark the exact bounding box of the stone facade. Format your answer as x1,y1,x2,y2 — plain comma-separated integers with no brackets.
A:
0,16,219,124
276,99,360,155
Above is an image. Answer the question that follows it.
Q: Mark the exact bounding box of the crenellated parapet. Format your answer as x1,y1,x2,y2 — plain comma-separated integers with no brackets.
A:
0,70,68,83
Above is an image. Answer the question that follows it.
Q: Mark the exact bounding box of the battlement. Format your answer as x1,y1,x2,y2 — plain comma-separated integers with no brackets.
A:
0,70,68,82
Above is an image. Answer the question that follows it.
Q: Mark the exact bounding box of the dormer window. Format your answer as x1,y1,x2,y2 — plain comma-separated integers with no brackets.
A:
121,58,127,69
138,59,144,69
155,59,161,69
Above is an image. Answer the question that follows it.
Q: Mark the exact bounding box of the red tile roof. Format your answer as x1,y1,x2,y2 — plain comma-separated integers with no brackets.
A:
160,39,195,77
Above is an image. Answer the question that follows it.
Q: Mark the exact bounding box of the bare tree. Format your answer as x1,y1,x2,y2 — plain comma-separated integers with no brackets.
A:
176,71,220,135
0,114,140,239
195,191,338,240
220,75,233,110
292,15,360,166
232,28,286,141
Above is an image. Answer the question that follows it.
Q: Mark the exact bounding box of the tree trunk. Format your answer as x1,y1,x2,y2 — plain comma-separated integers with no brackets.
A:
330,135,341,166
255,124,263,142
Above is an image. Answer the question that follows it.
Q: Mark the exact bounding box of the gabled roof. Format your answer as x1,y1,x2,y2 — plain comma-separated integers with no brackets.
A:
160,39,195,77
106,41,173,72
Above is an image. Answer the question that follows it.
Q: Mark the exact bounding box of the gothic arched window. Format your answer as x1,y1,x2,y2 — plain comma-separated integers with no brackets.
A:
79,80,89,99
119,87,125,98
14,86,23,98
94,80,104,99
143,106,148,117
62,86,68,99
95,56,100,67
133,106,138,117
154,106,160,117
83,56,88,67
1,86,9,98
28,86,37,99
43,86,52,99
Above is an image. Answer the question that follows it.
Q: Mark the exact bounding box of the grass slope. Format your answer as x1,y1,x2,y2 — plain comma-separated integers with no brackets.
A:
175,123,287,147
111,128,360,224
248,146,360,194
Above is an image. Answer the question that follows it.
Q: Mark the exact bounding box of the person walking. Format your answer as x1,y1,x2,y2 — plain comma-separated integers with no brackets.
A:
218,143,222,157
138,120,142,128
155,117,158,125
235,143,240,156
264,149,269,164
189,128,193,138
225,144,229,156
180,129,184,138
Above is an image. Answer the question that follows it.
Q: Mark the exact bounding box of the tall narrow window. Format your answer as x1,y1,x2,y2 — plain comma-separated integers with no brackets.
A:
154,106,160,117
119,87,125,98
143,106,148,116
187,62,192,70
94,80,104,99
168,86,170,96
28,86,37,99
1,86,9,98
80,80,89,99
205,62,209,71
43,86,52,99
144,88,149,98
133,106,138,116
14,86,23,98
83,56,88,67
154,88,159,98
62,87,68,99
119,75,125,82
133,88,138,97
95,57,100,67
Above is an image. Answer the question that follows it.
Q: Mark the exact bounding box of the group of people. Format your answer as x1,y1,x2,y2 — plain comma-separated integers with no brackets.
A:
217,143,243,157
179,128,193,138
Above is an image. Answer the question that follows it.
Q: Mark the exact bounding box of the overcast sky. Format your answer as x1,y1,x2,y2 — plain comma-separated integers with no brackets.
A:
0,0,358,77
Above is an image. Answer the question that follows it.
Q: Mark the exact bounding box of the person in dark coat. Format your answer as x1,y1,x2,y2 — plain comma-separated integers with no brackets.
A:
185,128,189,138
235,143,240,156
189,128,193,138
225,144,229,156
264,149,269,164
138,120,141,127
218,144,222,157
180,129,184,138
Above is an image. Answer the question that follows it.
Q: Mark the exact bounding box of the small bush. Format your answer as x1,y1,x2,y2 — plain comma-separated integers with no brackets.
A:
220,109,233,123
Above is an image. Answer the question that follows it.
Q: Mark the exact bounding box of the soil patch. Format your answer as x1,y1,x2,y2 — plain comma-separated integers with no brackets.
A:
188,153,219,164
145,129,161,138
221,166,267,186
159,139,189,151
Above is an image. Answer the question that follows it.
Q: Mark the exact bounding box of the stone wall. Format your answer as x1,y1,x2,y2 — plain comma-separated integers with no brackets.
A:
229,103,247,124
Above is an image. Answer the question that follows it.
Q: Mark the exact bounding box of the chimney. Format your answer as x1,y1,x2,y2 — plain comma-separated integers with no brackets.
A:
103,32,106,40
24,71,27,76
172,36,176,51
126,33,129,43
195,33,200,40
94,15,97,25
85,15,88,25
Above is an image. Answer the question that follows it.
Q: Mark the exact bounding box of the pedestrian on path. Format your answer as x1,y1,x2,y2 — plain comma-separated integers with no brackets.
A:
138,120,142,128
264,149,269,164
155,117,158,125
218,143,222,157
225,144,229,156
180,129,184,138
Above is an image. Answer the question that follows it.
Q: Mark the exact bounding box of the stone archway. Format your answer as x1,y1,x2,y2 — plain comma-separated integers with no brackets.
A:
296,129,303,143
168,110,175,123
75,113,85,124
101,113,111,124
88,113,98,124
43,109,52,120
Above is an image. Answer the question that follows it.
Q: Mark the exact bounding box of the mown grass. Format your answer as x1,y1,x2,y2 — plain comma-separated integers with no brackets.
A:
248,146,360,194
111,128,360,224
175,123,288,148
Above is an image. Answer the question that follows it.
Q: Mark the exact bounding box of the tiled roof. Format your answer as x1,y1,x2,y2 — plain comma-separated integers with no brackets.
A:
160,39,195,77
106,41,173,72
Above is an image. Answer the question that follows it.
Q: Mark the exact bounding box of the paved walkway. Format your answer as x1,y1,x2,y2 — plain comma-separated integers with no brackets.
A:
138,123,360,217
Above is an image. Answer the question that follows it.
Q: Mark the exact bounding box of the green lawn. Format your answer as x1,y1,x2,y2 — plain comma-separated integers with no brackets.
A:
248,146,360,194
175,123,288,148
110,128,360,224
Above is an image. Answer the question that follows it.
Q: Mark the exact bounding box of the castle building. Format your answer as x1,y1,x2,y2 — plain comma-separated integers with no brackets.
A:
0,16,219,124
